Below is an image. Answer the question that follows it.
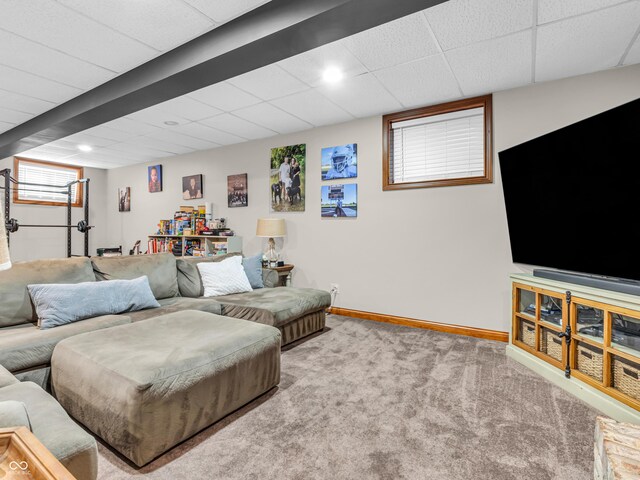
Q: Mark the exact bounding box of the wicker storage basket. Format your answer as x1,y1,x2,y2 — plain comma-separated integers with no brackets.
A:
576,342,603,382
519,320,535,348
613,356,640,401
541,329,562,361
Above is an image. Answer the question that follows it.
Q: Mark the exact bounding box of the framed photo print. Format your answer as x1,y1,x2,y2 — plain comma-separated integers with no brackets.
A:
228,173,248,207
182,174,203,200
118,187,130,212
148,165,162,192
270,144,305,212
321,184,357,217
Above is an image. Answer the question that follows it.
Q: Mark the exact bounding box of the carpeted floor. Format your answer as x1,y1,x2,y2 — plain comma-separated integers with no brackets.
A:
96,315,598,479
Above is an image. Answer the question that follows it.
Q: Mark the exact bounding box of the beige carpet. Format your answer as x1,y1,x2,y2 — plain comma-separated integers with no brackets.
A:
96,315,598,479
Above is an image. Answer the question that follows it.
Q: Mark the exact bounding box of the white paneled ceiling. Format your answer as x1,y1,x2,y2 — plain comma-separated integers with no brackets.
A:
6,0,640,168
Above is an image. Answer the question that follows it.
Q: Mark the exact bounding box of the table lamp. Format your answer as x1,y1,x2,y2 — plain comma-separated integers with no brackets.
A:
0,199,11,271
256,218,286,267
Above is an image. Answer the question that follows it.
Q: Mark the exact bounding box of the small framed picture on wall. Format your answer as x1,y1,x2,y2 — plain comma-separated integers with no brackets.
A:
148,165,162,192
182,174,203,199
118,187,130,212
228,173,248,207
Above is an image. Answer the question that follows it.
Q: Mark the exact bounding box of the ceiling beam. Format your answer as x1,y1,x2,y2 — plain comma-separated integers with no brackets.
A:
0,0,447,159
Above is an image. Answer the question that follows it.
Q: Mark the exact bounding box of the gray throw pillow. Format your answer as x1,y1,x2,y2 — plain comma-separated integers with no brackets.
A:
242,254,264,289
0,400,31,430
28,276,160,329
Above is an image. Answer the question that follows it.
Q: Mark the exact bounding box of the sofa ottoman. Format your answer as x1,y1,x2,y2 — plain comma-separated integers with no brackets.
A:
51,310,281,467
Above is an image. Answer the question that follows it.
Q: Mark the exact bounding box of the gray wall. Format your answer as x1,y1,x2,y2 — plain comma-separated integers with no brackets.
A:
106,64,640,332
0,157,107,260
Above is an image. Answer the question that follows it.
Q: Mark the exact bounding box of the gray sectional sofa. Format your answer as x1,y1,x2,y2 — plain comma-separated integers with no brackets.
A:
0,252,330,477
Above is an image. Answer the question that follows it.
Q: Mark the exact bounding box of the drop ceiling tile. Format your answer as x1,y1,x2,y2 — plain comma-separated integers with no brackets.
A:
626,34,640,65
188,82,262,111
538,0,630,24
446,30,532,96
58,0,213,51
126,108,190,128
227,65,309,101
343,13,440,71
0,107,33,125
130,136,196,155
233,102,312,134
0,90,57,116
61,132,119,148
0,65,81,103
425,0,533,51
183,0,270,23
145,129,221,150
172,122,246,146
0,0,158,72
102,143,173,159
270,90,353,126
374,55,461,108
104,117,162,136
0,30,115,89
79,125,139,142
317,73,403,118
536,2,640,82
155,96,223,122
200,114,276,140
278,41,367,86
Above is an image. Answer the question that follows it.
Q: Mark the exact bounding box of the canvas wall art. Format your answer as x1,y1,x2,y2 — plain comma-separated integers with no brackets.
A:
321,184,357,217
118,187,130,212
270,144,305,212
228,173,248,207
182,174,203,199
148,165,162,192
321,143,357,180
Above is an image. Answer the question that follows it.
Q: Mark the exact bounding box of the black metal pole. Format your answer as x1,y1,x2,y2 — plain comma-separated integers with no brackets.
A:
558,291,573,378
67,184,72,258
84,179,90,257
1,169,9,247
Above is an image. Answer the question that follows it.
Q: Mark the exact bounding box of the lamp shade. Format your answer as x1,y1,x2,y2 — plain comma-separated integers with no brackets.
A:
256,218,286,238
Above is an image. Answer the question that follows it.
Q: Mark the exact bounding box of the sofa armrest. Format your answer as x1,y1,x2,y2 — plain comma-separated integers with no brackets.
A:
0,364,18,388
262,269,279,288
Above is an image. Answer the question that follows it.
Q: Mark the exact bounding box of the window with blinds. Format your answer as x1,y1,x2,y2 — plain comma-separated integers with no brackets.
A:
13,157,83,207
383,95,493,190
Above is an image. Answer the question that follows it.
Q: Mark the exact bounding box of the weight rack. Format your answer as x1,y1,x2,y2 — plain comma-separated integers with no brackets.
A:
1,168,91,257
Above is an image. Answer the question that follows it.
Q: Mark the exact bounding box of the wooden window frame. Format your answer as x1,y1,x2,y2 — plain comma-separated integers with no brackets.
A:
382,94,493,191
13,157,84,207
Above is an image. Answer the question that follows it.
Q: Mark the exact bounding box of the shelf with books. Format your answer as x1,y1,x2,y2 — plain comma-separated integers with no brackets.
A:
147,235,242,257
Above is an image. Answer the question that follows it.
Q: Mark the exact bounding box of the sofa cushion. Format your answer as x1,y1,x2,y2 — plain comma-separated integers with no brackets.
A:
0,400,31,429
0,257,96,328
242,254,264,289
0,314,132,373
216,287,331,328
29,276,160,329
176,252,242,297
91,253,179,300
198,256,253,297
124,297,222,322
0,364,18,388
0,381,98,480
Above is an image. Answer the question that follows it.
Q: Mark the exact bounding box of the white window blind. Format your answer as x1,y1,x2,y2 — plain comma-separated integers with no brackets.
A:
17,160,80,204
390,107,485,184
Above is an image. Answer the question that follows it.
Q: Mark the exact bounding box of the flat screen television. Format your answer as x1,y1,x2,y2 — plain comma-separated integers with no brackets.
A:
499,97,640,282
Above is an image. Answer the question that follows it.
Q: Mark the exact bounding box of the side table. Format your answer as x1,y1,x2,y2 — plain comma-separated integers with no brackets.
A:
266,264,294,287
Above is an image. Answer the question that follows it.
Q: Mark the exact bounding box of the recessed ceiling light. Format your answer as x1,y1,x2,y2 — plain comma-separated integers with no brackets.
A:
77,144,92,152
322,67,344,84
164,120,179,126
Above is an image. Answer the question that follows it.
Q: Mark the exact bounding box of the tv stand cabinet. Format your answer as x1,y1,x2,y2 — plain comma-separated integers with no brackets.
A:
509,273,640,423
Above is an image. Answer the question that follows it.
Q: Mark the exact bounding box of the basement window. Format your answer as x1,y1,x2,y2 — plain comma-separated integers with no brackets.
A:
383,95,493,190
13,157,84,207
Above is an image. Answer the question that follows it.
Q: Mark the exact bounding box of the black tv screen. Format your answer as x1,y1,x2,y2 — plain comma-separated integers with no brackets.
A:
499,97,640,282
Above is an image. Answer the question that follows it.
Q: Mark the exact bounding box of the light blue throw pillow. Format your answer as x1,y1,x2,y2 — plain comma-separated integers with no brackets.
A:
28,276,160,329
242,254,264,289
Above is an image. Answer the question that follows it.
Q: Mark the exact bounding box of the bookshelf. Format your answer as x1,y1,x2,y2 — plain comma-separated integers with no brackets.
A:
148,235,242,257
